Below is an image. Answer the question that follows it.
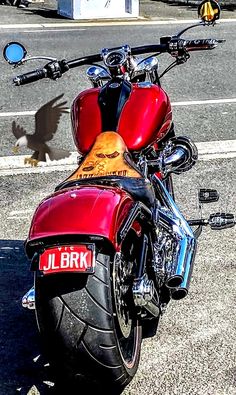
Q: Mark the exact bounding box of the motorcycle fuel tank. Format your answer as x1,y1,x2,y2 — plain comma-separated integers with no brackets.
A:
71,82,172,155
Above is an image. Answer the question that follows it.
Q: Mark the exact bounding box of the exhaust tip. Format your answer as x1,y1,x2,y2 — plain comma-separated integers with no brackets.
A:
171,288,188,300
165,275,183,289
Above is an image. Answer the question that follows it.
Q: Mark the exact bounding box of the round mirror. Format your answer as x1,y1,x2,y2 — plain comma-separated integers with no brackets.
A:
3,42,27,64
198,0,220,23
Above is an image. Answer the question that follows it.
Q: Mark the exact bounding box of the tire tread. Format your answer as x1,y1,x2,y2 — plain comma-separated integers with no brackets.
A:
36,252,141,389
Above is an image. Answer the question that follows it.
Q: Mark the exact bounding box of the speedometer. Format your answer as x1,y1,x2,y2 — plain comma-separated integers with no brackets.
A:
104,51,126,67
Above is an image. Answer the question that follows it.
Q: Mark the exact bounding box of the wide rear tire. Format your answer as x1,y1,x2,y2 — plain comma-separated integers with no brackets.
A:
35,253,142,391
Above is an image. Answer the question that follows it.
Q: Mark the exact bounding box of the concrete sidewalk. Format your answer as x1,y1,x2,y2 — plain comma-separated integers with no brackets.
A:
0,0,235,25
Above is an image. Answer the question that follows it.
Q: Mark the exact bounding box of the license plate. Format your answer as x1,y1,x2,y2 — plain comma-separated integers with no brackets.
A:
39,245,95,275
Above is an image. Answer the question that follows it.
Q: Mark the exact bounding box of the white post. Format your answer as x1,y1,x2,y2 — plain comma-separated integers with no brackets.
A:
57,0,139,20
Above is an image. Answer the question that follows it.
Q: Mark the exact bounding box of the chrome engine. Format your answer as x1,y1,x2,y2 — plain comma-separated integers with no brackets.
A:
132,176,196,319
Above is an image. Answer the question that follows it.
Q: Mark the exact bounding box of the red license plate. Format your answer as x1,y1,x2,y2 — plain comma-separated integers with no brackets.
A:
39,245,95,275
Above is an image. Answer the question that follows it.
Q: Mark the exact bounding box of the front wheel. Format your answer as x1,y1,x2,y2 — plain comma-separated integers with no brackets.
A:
35,252,142,391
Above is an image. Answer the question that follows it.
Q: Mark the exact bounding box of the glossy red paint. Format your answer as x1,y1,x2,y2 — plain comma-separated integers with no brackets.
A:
117,84,172,151
71,84,172,154
71,88,102,155
28,186,134,248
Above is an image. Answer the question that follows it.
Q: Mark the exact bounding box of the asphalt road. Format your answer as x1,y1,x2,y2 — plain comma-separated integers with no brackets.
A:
0,8,236,395
0,21,236,158
0,158,236,395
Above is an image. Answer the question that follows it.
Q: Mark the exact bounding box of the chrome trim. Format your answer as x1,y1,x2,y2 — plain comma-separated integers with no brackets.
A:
135,56,159,73
133,274,154,305
20,56,57,64
22,286,35,310
132,274,160,317
86,65,111,87
132,56,159,83
153,176,197,299
160,136,198,177
163,147,188,168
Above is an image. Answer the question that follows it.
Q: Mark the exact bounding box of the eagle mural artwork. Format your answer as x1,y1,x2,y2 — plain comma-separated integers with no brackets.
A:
12,94,70,166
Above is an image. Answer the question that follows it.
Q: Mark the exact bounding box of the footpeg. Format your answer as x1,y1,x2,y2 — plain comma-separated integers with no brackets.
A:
198,188,219,203
188,212,235,235
208,212,235,230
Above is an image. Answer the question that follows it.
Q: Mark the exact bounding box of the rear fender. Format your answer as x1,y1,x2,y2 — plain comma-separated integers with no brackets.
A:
26,185,135,255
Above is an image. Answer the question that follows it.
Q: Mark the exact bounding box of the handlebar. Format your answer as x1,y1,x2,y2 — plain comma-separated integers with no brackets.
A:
13,68,47,86
184,38,225,51
12,44,169,86
67,44,169,70
12,38,224,86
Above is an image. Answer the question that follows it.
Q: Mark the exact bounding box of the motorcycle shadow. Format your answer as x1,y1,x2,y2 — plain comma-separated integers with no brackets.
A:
0,239,51,394
0,239,124,395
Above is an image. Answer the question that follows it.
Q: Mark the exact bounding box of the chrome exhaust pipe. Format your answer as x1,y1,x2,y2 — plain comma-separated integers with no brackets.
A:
171,287,188,300
152,176,197,299
171,240,197,300
165,237,189,288
162,136,198,175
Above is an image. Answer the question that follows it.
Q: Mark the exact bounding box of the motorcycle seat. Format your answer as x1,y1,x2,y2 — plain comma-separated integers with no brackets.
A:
55,131,155,207
55,176,155,208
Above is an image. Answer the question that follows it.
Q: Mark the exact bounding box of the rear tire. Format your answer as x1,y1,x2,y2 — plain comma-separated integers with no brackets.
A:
35,253,142,391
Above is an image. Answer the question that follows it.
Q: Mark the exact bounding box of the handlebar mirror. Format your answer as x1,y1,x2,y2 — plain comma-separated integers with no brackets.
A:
3,42,27,65
198,0,220,24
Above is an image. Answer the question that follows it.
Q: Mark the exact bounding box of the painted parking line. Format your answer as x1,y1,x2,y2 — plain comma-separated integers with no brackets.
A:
0,151,78,176
172,98,236,106
0,111,36,118
197,140,236,160
0,139,235,176
19,29,87,33
0,98,235,118
0,19,236,30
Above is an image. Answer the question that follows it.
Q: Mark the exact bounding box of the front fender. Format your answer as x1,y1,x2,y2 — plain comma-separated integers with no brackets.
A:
27,185,134,250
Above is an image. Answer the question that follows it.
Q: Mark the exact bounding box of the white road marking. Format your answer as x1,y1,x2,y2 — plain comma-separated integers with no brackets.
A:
0,246,20,250
0,111,36,118
0,19,236,29
21,28,86,33
0,163,76,176
9,209,34,216
7,216,31,220
0,98,235,118
0,140,235,176
0,151,78,176
172,98,236,106
197,140,236,160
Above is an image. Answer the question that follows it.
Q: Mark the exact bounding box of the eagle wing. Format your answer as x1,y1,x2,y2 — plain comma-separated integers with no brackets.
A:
34,94,68,142
12,120,27,139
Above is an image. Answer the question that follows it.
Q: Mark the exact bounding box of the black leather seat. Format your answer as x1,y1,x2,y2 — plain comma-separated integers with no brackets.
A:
55,176,155,208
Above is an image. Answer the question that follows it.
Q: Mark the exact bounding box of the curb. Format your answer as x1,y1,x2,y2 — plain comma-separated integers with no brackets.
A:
162,0,236,8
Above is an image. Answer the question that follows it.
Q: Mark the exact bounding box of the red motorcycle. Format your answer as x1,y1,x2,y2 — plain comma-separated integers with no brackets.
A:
3,1,235,391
